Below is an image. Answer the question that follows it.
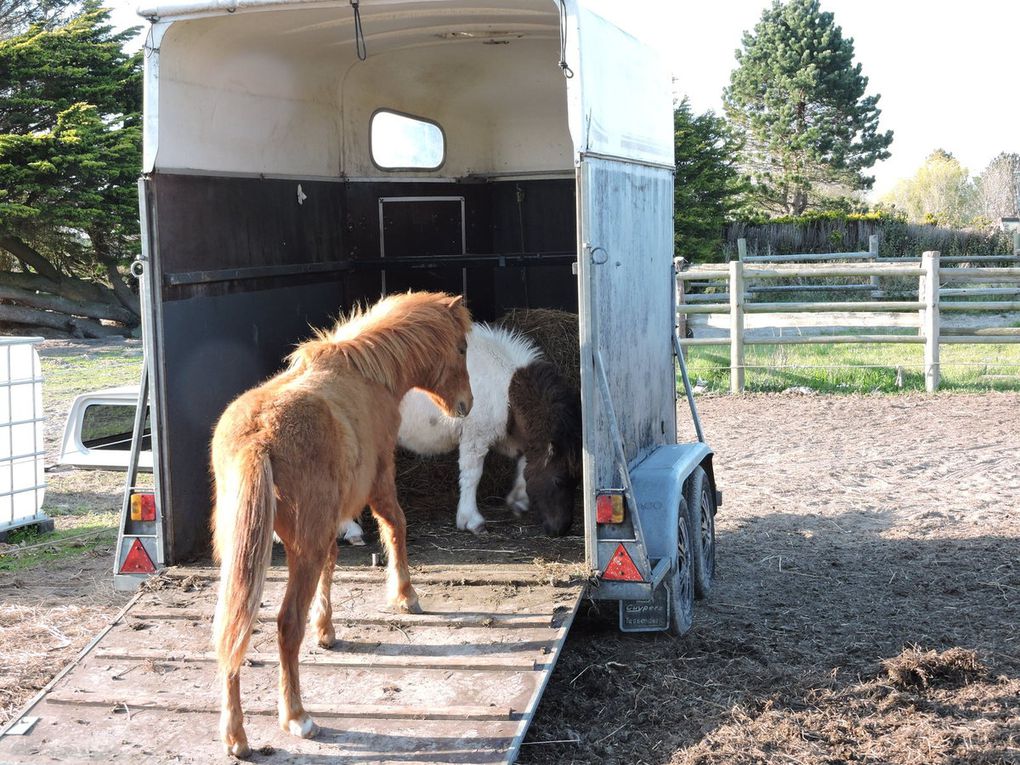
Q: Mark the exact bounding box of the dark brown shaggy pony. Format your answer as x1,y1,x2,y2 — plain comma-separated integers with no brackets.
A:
210,292,473,757
506,360,582,536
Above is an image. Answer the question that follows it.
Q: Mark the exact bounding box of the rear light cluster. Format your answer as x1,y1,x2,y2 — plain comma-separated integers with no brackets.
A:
130,492,156,522
596,492,625,524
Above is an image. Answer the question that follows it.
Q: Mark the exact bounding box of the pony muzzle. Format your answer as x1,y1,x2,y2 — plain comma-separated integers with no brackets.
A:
455,398,472,418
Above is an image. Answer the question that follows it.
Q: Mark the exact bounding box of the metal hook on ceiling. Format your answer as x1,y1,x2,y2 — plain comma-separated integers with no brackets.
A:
350,0,367,61
557,0,574,79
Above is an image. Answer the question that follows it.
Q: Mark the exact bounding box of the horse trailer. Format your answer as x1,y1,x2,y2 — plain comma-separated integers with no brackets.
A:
0,1,718,761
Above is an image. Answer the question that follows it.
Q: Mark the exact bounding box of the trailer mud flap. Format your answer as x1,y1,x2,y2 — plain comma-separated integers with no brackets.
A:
619,582,670,632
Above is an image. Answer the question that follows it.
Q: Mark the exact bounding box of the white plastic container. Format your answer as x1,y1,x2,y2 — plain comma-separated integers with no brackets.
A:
0,336,47,536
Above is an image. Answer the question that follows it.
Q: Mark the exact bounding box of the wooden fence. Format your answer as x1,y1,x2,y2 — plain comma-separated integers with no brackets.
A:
676,248,1020,393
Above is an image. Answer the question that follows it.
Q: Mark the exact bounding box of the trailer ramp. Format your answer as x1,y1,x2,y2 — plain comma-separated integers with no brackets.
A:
0,561,584,764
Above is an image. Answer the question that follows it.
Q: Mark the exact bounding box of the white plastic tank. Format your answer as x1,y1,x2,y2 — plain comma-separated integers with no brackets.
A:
0,337,47,536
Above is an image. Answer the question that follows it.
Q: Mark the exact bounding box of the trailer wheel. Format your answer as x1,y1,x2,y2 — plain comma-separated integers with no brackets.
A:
685,465,716,599
670,499,694,635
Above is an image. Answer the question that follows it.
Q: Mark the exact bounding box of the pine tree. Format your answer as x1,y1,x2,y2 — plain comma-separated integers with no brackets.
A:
0,0,77,39
724,0,893,216
674,99,747,262
0,4,143,336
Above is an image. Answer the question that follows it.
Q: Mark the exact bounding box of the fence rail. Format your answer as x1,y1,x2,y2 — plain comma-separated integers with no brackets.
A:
676,248,1020,393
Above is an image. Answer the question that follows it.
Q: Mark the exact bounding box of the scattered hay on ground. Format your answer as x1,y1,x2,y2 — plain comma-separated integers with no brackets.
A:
883,646,986,690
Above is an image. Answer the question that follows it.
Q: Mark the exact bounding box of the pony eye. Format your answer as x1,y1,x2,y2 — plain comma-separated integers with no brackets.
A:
459,345,467,355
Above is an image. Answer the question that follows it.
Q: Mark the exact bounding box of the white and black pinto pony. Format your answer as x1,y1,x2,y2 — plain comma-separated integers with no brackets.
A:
343,323,581,540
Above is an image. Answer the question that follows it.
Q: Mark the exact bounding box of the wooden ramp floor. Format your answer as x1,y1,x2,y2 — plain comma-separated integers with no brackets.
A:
0,561,585,764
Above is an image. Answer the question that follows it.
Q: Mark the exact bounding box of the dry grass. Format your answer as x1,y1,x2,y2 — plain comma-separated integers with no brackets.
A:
0,541,123,724
883,646,987,691
498,308,580,393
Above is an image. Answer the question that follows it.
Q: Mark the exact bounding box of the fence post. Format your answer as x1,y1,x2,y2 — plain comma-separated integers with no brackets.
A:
1014,231,1019,257
922,251,940,392
869,234,881,297
737,238,748,262
729,259,745,393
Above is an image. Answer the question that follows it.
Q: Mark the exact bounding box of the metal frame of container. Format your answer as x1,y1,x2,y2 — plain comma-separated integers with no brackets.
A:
0,337,49,538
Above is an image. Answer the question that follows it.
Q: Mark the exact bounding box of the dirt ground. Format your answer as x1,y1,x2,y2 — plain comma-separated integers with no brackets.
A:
2,392,1019,764
524,392,1020,764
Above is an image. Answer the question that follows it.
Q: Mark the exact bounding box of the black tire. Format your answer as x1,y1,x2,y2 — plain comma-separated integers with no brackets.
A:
685,465,716,600
669,498,694,635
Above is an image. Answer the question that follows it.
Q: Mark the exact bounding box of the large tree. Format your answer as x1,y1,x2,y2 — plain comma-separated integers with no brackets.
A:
724,0,893,216
0,0,77,37
674,99,747,262
0,4,142,337
973,152,1020,223
881,149,974,227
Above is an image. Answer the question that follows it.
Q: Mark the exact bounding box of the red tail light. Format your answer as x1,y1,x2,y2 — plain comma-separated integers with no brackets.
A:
130,492,156,522
596,493,625,524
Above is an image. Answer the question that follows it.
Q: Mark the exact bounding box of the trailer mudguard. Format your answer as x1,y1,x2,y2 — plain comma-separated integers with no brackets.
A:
628,443,714,565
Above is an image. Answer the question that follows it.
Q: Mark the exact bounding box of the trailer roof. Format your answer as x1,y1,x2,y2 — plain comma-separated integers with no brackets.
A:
138,0,672,175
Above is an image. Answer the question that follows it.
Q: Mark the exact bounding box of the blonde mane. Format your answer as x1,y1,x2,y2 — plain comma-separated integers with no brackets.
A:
287,292,470,390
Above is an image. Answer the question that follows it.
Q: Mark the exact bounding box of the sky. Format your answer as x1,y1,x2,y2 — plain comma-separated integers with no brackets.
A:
107,0,1019,200
667,0,1020,198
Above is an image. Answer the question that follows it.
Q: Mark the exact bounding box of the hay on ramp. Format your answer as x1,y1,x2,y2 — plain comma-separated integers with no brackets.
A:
497,308,580,393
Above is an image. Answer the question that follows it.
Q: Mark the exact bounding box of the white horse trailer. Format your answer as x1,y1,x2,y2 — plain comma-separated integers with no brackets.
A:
0,2,718,761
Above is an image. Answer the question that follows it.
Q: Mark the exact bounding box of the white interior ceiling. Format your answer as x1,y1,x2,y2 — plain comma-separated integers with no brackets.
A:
152,2,573,177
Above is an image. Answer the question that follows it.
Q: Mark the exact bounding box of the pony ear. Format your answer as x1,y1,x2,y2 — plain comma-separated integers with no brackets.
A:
445,294,464,310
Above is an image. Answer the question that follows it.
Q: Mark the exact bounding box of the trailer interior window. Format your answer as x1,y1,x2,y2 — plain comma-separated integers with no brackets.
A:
370,109,445,170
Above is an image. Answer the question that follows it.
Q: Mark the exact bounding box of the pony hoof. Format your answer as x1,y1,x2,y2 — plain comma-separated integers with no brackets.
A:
468,522,487,536
346,535,366,546
224,740,252,759
285,714,320,740
390,595,423,614
508,499,529,516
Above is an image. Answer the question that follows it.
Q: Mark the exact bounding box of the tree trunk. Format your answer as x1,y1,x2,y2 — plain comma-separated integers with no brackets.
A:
0,236,140,330
0,235,62,282
0,236,112,304
103,258,141,317
92,233,140,319
0,285,136,324
0,303,128,338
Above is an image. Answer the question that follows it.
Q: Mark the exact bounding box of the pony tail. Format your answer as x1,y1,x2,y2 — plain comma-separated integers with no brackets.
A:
212,445,276,676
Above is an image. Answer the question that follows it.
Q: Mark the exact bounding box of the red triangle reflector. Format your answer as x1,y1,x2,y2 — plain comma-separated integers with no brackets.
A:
121,538,156,574
602,543,642,582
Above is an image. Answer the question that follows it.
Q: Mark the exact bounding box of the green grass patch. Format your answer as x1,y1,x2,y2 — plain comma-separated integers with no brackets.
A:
40,347,142,402
0,512,118,573
684,340,1020,394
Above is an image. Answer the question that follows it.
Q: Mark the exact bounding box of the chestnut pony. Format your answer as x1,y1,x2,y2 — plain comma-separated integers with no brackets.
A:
210,292,472,757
